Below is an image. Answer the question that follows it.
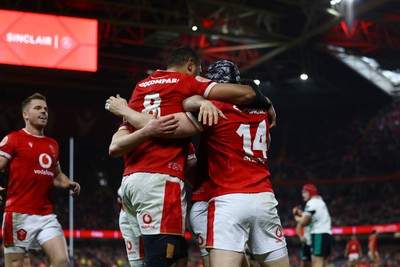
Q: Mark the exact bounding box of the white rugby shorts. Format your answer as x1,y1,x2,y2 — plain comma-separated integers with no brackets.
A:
119,209,145,262
207,192,287,255
121,172,187,236
2,212,64,254
189,201,209,257
348,253,360,261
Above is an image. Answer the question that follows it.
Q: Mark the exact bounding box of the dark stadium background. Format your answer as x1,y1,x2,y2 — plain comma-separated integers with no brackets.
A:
0,0,399,266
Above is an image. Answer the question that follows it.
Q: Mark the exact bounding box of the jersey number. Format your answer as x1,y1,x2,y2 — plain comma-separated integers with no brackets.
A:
142,93,161,115
236,120,267,158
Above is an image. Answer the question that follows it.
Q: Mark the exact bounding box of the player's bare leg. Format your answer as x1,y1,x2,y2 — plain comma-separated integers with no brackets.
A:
210,249,247,267
241,253,251,267
311,255,327,267
199,249,247,267
259,255,289,267
371,258,381,267
5,252,25,267
201,254,210,267
41,236,69,267
23,251,32,267
348,258,356,267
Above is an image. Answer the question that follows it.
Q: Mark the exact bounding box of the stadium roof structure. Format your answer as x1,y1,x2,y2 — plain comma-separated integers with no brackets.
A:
0,0,399,103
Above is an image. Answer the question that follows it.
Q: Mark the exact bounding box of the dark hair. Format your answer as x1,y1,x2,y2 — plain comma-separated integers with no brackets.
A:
167,46,201,68
21,93,46,110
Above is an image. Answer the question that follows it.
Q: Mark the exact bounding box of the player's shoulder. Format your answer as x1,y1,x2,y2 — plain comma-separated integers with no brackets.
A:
310,196,324,204
7,129,24,137
151,70,182,79
176,73,212,84
193,75,212,83
135,70,182,89
305,198,318,207
224,104,268,119
46,136,59,145
40,135,59,147
1,129,23,144
316,197,328,206
174,73,198,83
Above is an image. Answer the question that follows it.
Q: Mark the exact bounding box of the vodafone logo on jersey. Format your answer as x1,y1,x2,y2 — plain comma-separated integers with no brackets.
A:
0,9,97,72
33,153,54,176
39,153,52,168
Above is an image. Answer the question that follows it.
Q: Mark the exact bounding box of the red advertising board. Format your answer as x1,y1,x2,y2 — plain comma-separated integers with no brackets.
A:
0,9,97,72
0,224,398,239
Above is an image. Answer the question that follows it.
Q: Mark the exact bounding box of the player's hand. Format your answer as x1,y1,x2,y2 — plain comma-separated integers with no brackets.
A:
268,100,277,129
292,205,302,216
69,182,81,197
198,100,227,126
105,94,128,117
144,109,179,137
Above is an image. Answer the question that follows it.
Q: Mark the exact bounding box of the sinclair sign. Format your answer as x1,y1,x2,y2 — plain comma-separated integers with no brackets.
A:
0,9,98,72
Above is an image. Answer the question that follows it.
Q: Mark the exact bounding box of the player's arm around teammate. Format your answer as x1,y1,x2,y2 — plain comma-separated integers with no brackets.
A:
182,83,277,128
106,94,217,139
106,94,224,129
109,110,179,157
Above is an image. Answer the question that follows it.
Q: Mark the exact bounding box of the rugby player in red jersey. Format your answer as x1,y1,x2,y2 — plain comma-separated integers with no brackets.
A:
183,60,288,267
0,93,80,267
368,230,380,267
344,235,362,267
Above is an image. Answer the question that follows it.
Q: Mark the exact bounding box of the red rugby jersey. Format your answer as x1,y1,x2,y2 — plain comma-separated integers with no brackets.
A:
347,239,361,254
0,129,59,215
124,70,216,180
202,101,273,198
